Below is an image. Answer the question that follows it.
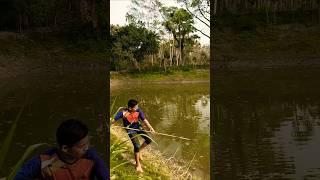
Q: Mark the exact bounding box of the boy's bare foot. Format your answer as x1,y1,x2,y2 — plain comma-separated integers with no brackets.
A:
136,165,143,173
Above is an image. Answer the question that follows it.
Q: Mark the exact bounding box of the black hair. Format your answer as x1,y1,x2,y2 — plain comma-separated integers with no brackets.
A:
128,99,138,108
56,119,88,147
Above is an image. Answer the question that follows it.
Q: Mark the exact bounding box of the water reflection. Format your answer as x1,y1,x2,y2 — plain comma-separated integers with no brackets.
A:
0,69,107,177
213,69,320,179
111,82,210,179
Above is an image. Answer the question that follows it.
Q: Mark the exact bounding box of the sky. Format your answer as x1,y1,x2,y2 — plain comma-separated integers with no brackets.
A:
110,0,210,45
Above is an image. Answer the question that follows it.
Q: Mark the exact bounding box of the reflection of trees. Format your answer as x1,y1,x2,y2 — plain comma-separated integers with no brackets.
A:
213,70,320,179
214,99,320,179
213,100,297,179
200,95,209,107
291,103,319,143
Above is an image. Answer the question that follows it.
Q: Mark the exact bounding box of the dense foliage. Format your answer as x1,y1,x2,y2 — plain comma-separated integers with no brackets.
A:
0,0,108,40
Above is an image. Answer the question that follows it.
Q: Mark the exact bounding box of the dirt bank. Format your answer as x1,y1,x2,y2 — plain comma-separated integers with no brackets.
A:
214,24,320,71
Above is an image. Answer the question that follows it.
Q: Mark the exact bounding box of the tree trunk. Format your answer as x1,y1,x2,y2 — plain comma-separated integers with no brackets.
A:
265,3,269,24
169,43,172,66
170,37,174,66
151,54,154,66
19,13,22,32
179,39,182,66
273,3,276,24
176,48,179,66
92,0,98,29
319,2,320,23
214,0,217,15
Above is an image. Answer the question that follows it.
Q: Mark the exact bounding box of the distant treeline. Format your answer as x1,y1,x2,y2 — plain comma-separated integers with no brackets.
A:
111,24,209,72
215,0,320,29
0,0,108,39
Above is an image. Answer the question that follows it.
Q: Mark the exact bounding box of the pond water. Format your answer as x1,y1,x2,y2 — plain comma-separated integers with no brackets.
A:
111,81,210,179
0,68,107,177
213,68,320,179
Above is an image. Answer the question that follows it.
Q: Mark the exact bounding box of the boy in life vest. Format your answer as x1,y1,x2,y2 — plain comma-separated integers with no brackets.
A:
15,119,108,180
111,99,155,173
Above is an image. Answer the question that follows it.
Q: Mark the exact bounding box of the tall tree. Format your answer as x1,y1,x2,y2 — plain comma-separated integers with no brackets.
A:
177,0,210,38
111,24,160,71
162,7,196,65
126,0,165,37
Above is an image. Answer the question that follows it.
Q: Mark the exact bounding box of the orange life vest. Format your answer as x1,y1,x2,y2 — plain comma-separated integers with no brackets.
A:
123,110,140,123
40,153,94,180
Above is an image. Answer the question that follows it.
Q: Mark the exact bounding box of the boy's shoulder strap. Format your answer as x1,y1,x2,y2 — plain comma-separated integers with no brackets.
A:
40,154,57,169
116,107,127,114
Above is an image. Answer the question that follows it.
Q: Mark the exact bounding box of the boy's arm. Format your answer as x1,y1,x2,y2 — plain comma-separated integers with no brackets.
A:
88,149,108,180
143,119,155,133
110,111,123,126
14,156,41,180
138,109,155,133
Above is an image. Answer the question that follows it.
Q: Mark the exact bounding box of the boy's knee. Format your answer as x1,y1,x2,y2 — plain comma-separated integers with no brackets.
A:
145,138,152,145
134,145,140,153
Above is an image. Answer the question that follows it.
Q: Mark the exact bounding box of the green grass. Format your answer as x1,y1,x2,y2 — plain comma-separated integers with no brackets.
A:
110,98,172,179
110,134,171,180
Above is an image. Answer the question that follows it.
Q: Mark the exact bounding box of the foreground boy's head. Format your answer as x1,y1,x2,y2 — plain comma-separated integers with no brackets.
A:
128,99,138,111
56,119,90,160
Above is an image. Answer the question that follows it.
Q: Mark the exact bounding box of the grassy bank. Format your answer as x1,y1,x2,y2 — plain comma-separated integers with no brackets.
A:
110,69,209,82
110,129,170,179
214,24,320,70
110,126,195,180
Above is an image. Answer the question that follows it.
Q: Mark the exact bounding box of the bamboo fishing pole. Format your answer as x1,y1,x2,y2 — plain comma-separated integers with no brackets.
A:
112,125,196,141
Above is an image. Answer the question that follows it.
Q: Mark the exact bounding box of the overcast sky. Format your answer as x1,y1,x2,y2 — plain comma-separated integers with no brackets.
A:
110,0,210,45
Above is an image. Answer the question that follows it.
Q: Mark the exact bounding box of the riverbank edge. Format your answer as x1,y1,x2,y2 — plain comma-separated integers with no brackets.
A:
110,69,210,89
0,32,107,81
214,24,320,71
110,126,197,179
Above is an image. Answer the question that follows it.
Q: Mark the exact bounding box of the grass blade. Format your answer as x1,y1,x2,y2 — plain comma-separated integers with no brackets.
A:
110,96,118,115
0,104,25,170
111,161,130,171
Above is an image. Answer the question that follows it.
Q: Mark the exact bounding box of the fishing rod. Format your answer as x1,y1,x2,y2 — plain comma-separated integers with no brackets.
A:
112,125,196,141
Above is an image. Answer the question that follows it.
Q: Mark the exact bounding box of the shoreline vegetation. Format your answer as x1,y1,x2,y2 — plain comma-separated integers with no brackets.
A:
110,69,210,88
214,24,320,71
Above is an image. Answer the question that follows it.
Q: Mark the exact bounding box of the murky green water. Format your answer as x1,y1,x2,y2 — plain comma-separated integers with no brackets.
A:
213,68,320,179
111,82,210,179
0,68,107,177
